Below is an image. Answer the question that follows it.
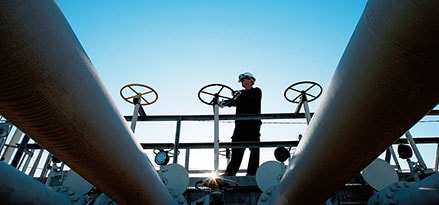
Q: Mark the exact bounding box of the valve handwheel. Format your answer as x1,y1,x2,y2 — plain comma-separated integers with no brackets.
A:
120,83,158,105
198,84,234,105
284,81,322,103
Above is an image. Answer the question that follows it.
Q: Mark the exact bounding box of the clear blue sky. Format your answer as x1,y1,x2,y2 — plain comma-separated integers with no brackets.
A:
55,1,437,172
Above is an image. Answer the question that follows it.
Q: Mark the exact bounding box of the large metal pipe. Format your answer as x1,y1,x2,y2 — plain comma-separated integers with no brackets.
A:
272,0,439,204
0,161,73,204
0,1,174,204
368,172,439,204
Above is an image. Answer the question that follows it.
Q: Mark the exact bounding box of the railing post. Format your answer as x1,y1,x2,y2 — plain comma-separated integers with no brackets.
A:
1,128,23,162
185,148,190,171
11,135,29,168
388,146,402,172
29,149,44,177
173,118,182,164
405,131,427,168
40,154,52,178
435,143,439,172
21,148,34,173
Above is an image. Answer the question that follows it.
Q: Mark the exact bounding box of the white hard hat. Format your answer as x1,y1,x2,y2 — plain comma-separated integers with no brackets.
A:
238,72,256,82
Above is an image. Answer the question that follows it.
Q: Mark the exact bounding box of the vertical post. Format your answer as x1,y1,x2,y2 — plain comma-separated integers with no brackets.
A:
0,122,8,156
0,136,4,157
185,148,190,171
435,144,439,172
173,118,182,164
40,154,52,178
130,97,141,133
388,146,402,172
303,100,311,125
300,92,312,125
29,149,44,177
407,159,421,182
21,149,34,173
295,91,311,125
405,131,426,168
2,128,23,162
11,135,29,168
213,103,220,173
385,148,391,162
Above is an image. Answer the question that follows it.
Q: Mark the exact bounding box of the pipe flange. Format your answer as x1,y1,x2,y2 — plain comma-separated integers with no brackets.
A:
368,181,412,204
257,185,277,205
52,186,83,204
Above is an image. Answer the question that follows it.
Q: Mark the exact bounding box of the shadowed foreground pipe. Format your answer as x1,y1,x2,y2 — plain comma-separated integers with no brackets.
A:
272,0,439,204
0,1,174,204
368,172,439,204
0,161,73,204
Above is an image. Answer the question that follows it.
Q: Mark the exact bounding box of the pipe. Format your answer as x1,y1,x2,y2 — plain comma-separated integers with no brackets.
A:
0,1,174,204
0,161,73,204
368,172,439,205
272,0,439,204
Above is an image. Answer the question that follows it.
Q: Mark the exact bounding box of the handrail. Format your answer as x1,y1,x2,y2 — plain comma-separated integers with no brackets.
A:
124,112,313,121
123,110,438,121
11,110,439,179
23,137,439,150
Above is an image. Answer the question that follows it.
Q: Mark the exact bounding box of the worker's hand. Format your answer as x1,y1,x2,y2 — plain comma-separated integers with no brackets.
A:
218,100,226,108
232,90,242,99
218,99,230,108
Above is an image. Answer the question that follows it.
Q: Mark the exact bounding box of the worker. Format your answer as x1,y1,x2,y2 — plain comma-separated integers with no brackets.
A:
220,72,262,176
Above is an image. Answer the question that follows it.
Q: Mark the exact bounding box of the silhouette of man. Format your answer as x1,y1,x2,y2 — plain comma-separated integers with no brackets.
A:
221,72,262,176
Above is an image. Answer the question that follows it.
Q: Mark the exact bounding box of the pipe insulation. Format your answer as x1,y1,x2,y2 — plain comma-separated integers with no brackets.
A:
0,1,174,204
0,161,73,204
272,0,439,204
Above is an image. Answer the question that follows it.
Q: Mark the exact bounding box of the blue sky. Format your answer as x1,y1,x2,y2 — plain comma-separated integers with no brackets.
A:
56,1,366,114
55,1,437,172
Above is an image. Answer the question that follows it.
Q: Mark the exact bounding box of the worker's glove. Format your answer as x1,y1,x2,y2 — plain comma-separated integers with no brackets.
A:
232,90,242,99
218,99,231,108
218,100,226,108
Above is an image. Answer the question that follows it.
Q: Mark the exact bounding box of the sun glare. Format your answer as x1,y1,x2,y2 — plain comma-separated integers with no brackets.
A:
208,171,219,179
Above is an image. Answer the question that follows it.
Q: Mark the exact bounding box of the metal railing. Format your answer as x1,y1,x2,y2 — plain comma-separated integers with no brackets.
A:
123,111,439,174
0,110,438,177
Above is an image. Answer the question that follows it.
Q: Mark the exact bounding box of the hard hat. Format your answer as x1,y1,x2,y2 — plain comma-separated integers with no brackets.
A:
238,72,256,82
